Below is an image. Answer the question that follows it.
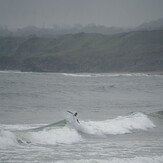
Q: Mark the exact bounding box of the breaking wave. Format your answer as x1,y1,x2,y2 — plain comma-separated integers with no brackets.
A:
0,112,155,149
62,73,92,77
62,73,159,78
76,112,155,135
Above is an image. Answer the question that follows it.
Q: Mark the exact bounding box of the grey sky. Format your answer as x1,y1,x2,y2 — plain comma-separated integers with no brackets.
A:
0,0,163,29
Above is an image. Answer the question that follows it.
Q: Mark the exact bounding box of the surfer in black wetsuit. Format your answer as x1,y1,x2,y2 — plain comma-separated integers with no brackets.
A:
74,112,77,116
73,112,80,124
67,111,80,124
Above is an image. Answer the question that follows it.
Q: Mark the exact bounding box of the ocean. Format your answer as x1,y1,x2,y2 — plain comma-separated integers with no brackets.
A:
0,71,163,163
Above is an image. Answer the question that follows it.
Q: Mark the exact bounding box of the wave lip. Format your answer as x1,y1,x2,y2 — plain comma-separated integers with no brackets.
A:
78,113,155,135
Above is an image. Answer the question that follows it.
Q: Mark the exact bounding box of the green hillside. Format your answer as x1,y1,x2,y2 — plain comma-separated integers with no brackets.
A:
0,30,163,72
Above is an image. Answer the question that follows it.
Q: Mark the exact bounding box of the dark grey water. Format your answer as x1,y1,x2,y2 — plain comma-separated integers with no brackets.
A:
0,71,163,163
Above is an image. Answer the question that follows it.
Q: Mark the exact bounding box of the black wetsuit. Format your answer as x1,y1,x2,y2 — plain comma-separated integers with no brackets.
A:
73,112,80,124
67,111,80,124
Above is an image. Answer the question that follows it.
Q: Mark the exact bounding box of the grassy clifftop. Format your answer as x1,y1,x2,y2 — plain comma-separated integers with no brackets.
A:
0,30,163,72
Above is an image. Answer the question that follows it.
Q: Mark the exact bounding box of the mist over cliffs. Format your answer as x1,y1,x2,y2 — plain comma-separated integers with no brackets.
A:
0,29,163,73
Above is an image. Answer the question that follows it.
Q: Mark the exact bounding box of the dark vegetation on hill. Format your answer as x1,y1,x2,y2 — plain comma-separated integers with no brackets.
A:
0,30,163,72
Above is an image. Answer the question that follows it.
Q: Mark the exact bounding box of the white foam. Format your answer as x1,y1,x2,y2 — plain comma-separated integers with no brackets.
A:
55,155,163,163
62,73,152,78
28,127,82,145
62,73,92,77
0,130,18,149
95,73,150,77
110,156,163,163
0,70,21,74
77,113,155,135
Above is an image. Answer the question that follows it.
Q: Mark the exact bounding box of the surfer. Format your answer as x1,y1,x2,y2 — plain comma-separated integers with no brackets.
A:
67,111,80,124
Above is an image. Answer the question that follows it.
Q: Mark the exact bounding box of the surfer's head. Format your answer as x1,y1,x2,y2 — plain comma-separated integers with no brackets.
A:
74,112,77,116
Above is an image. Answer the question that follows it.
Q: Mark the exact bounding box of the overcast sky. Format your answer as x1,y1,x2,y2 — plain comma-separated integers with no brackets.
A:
0,0,163,29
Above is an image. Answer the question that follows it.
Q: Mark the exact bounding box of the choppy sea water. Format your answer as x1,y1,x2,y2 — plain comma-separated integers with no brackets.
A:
0,71,163,163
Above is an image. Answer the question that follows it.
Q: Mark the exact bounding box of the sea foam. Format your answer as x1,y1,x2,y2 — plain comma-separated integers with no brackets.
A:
55,155,163,163
77,113,155,135
0,130,18,149
28,127,82,145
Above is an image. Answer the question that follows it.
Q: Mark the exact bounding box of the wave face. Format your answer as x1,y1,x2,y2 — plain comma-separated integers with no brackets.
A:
150,110,163,119
0,112,155,149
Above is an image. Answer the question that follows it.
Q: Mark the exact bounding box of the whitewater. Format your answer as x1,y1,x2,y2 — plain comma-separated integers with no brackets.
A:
0,71,163,163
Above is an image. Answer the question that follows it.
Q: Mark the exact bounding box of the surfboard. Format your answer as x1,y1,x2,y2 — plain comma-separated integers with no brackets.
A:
67,110,73,115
